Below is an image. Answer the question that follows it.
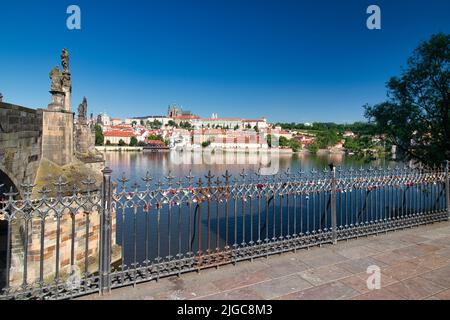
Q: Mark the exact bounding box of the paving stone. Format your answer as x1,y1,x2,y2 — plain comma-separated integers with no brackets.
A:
245,274,313,299
352,289,405,300
153,277,221,300
392,243,441,258
432,289,450,300
338,275,372,294
298,265,353,286
301,251,348,268
383,261,432,281
336,245,381,259
212,271,271,291
372,251,414,266
336,257,388,274
278,281,358,300
397,234,432,244
199,286,264,300
409,254,450,270
384,277,445,300
420,265,450,289
435,247,450,259
364,238,409,252
260,257,310,279
424,236,450,248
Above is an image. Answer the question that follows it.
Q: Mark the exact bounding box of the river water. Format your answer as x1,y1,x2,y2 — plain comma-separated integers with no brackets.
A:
103,151,393,183
102,151,436,269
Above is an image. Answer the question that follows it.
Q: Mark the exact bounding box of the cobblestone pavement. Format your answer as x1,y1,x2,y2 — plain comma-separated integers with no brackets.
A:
80,220,450,300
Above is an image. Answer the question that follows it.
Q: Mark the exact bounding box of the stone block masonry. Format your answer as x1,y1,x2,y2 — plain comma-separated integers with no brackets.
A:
8,205,119,287
41,110,74,167
0,102,43,193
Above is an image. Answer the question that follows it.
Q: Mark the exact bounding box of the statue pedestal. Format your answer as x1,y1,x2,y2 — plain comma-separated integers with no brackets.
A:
47,90,66,111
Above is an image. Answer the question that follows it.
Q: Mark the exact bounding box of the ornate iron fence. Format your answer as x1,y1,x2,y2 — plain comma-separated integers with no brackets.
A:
0,162,449,300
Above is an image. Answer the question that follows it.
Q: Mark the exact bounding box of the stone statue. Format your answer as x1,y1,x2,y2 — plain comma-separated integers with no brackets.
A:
49,66,63,92
78,97,87,122
61,48,70,73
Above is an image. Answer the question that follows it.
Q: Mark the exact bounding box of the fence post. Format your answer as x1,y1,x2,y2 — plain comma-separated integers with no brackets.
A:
446,160,450,220
100,167,113,295
331,166,337,244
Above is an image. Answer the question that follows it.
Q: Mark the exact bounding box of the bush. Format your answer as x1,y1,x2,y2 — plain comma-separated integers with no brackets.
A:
129,137,138,146
289,139,301,152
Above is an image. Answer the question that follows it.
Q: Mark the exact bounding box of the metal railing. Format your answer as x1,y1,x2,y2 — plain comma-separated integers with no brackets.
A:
0,162,449,300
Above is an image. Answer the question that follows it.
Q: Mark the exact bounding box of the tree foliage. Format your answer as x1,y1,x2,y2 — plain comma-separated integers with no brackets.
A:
365,33,449,166
148,120,162,129
167,120,178,128
308,130,341,152
94,124,104,146
129,137,138,146
147,134,164,142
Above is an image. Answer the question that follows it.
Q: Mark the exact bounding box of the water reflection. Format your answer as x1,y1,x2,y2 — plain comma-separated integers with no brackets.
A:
103,151,393,182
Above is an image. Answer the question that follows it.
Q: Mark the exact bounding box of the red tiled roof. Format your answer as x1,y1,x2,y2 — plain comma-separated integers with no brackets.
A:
111,124,132,129
104,131,136,138
201,118,242,121
242,119,266,123
146,140,166,145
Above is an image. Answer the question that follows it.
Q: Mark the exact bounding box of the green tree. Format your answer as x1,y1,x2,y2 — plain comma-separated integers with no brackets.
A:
129,137,138,146
289,139,301,152
202,141,211,148
306,130,341,153
180,121,192,130
365,33,450,166
266,134,272,148
118,139,127,146
278,136,290,147
94,124,104,146
147,134,164,142
150,119,162,129
168,120,178,128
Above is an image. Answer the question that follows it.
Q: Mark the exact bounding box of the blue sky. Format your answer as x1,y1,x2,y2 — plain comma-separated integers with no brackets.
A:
0,0,449,123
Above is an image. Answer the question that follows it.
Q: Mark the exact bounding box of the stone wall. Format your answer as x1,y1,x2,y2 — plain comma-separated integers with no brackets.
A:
41,110,74,167
9,206,120,287
0,102,42,192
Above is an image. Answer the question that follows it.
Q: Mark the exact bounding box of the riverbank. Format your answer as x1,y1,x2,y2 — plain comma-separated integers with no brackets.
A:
96,146,300,154
95,146,143,152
